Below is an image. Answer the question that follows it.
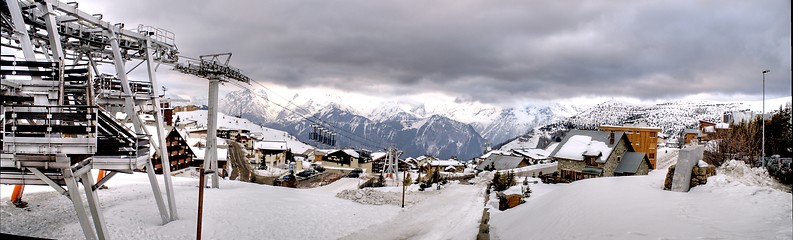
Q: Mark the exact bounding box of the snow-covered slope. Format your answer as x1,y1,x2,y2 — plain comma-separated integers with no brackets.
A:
489,161,792,240
479,103,582,145
0,174,398,239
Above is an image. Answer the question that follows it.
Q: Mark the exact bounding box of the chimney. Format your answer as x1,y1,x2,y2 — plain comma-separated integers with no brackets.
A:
609,132,615,145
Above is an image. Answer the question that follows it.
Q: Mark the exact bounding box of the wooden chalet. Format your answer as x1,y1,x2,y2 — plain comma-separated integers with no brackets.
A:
151,127,196,174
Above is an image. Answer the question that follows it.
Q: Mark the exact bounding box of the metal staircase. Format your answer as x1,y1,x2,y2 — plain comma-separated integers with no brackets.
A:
2,0,182,238
94,107,151,171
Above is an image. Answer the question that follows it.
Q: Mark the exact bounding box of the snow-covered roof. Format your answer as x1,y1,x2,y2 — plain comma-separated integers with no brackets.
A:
326,149,361,158
193,147,228,161
479,150,514,159
583,141,609,157
371,152,387,161
544,142,560,152
476,154,526,171
599,124,662,131
428,159,464,167
344,150,360,158
550,130,620,163
255,141,287,151
512,148,549,160
684,129,699,134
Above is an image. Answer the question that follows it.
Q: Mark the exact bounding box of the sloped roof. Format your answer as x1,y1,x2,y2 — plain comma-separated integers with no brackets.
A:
512,148,549,160
327,149,360,158
550,130,624,163
684,129,699,134
255,141,287,151
371,152,388,161
428,159,464,167
476,154,526,171
479,150,514,159
614,152,647,174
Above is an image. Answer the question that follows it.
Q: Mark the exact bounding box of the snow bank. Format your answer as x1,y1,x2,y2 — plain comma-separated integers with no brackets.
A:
697,160,787,192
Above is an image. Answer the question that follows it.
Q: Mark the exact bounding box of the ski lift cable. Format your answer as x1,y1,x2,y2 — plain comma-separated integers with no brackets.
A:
244,79,391,149
225,81,387,150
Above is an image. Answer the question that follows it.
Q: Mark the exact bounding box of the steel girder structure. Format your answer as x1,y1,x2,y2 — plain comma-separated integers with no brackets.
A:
1,0,180,238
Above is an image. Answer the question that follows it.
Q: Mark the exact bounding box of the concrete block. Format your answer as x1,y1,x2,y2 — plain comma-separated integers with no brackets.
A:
672,145,703,192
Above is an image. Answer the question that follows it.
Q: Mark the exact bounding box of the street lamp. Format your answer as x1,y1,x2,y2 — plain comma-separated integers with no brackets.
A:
762,69,770,166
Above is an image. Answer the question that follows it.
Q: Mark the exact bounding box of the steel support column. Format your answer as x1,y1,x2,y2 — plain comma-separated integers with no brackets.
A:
81,170,109,240
205,77,220,188
146,39,179,220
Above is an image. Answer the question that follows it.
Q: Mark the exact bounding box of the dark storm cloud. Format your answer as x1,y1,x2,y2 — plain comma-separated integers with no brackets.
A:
89,0,791,103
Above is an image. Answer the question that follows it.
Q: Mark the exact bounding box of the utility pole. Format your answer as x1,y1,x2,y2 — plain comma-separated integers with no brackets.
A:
762,69,770,166
402,160,407,208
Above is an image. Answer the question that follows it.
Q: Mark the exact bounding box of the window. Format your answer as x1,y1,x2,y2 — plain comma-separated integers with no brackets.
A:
649,132,657,138
649,153,655,159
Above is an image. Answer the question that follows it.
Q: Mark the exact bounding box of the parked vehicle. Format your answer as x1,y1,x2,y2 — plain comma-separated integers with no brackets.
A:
281,174,293,181
347,168,363,178
296,169,317,178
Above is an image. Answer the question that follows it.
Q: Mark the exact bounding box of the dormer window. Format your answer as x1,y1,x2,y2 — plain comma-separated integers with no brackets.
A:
585,155,599,166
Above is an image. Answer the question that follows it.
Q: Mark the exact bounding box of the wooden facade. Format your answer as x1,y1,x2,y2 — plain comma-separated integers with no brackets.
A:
598,125,661,169
151,128,196,174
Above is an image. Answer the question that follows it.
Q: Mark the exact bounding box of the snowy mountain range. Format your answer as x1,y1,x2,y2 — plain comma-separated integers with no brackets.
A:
216,89,583,160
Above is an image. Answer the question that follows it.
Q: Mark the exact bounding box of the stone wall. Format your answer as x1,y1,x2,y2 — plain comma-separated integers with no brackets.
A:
663,164,716,191
557,159,585,173
602,138,631,177
636,159,650,175
689,164,716,188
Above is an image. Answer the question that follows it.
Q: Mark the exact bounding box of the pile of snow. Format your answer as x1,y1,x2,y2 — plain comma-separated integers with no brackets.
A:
336,188,431,206
700,160,786,191
697,160,709,168
253,167,288,177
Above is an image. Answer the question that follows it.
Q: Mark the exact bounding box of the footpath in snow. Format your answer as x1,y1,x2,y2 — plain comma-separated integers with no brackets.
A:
340,183,484,240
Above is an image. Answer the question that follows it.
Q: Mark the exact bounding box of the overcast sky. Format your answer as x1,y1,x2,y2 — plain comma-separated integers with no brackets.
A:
82,0,791,107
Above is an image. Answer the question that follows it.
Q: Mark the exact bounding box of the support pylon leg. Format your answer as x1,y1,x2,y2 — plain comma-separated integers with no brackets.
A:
146,159,171,224
81,171,109,240
11,185,26,207
64,168,99,240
